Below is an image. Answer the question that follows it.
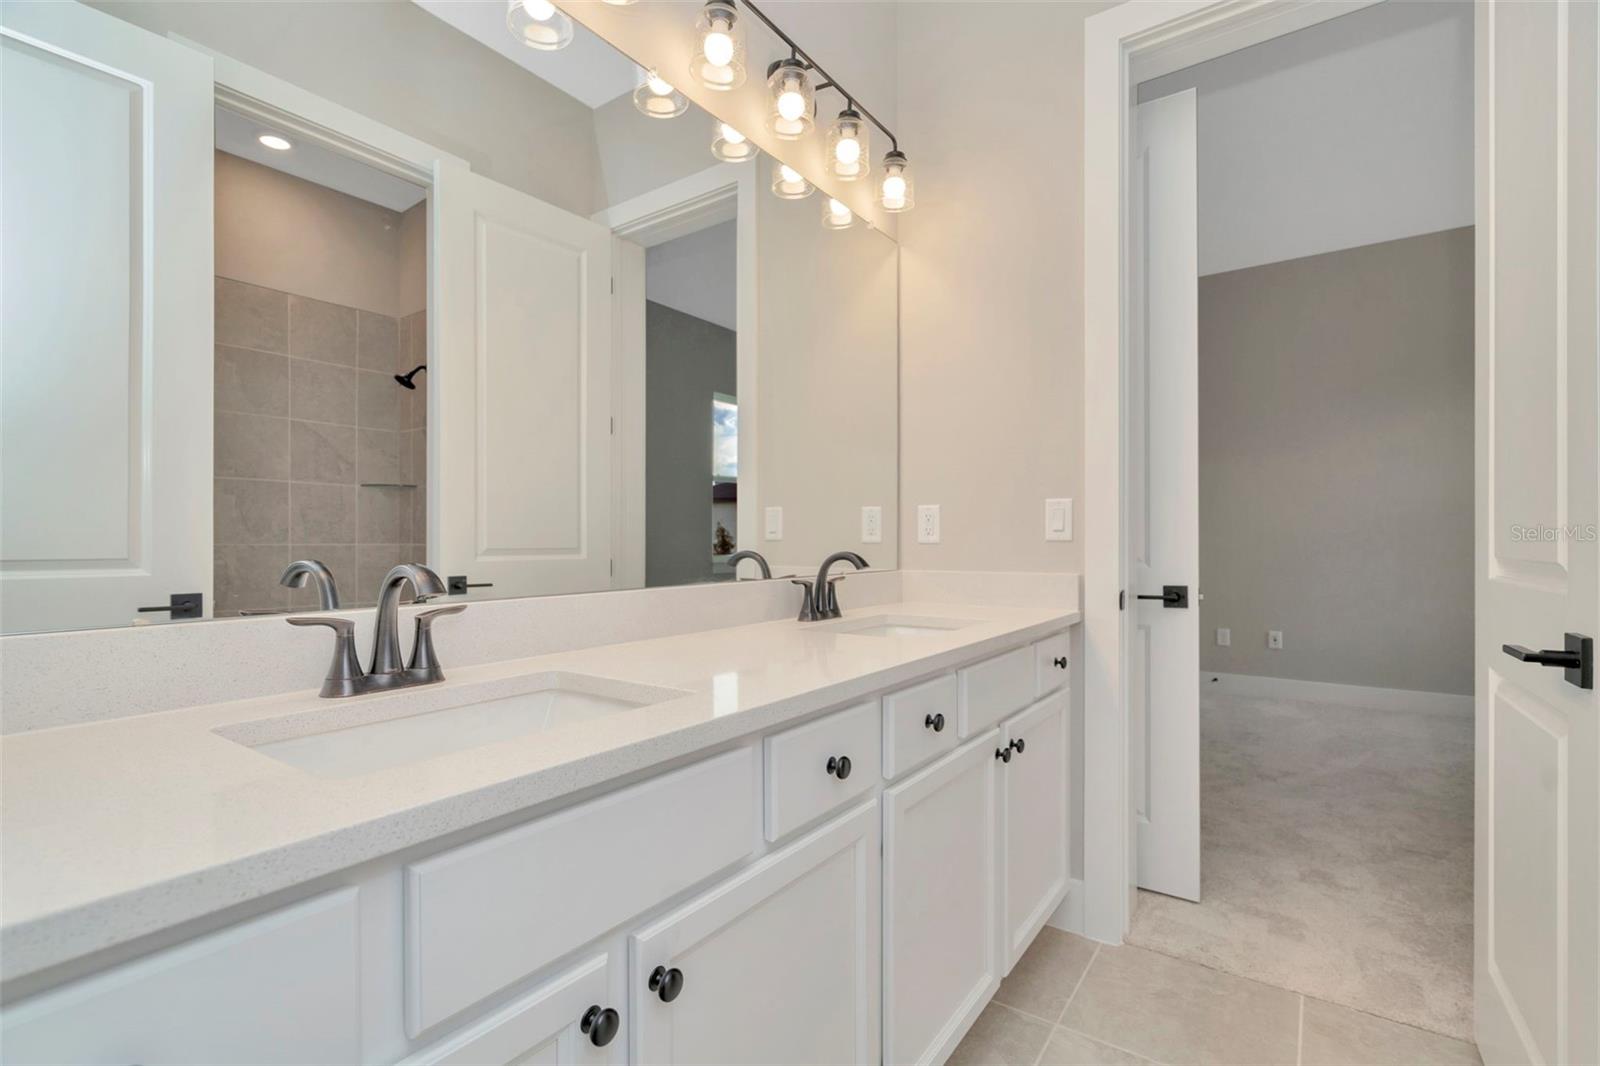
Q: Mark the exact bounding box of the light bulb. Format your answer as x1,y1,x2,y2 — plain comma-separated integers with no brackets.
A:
521,0,556,21
829,199,850,221
834,137,861,166
882,174,906,200
703,22,734,66
720,123,746,145
777,89,806,122
647,72,674,96
780,165,802,184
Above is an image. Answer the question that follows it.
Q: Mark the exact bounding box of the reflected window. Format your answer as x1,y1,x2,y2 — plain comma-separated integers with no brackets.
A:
712,393,738,481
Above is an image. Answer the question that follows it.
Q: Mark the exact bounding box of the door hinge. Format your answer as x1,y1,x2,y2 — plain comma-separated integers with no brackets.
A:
610,276,615,294
610,558,615,576
610,416,615,435
1119,589,1126,610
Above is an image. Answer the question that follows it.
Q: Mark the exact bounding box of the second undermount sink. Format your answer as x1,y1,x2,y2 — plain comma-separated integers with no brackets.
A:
216,672,689,778
821,614,977,638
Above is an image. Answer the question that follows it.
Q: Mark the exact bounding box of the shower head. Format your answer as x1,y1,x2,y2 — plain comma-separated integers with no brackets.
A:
394,364,427,390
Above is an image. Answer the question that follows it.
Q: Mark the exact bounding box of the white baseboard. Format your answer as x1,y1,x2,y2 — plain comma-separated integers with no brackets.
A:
1045,878,1086,935
1201,671,1472,715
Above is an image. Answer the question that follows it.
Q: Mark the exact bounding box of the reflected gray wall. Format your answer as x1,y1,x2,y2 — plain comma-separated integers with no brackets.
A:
1198,227,1474,694
645,301,735,589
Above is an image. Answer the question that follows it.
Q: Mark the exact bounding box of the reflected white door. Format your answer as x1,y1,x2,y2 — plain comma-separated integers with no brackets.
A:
1473,3,1598,1064
1128,89,1201,902
431,162,613,597
0,1,213,634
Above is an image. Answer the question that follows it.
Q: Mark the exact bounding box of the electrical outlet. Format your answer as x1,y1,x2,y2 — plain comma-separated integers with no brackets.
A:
861,505,882,543
1216,627,1231,647
764,506,783,541
1045,498,1073,541
917,504,941,544
1268,629,1284,650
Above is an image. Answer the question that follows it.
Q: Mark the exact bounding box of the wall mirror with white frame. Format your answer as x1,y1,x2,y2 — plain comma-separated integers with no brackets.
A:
0,0,898,634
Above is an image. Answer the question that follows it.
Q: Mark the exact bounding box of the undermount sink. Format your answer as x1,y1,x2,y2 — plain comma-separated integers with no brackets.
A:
820,614,977,638
216,672,688,778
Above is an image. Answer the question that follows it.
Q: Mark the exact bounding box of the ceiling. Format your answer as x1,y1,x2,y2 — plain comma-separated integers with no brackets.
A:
412,0,639,110
215,106,427,212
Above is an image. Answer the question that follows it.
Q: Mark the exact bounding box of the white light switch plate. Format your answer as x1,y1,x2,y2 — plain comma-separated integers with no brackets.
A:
861,506,882,543
917,504,941,544
1268,629,1284,650
1216,627,1231,647
765,506,783,541
1044,498,1073,541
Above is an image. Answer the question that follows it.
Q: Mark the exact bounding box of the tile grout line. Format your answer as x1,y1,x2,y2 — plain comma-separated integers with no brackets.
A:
1296,994,1305,1066
1053,1022,1161,1066
1056,943,1101,1024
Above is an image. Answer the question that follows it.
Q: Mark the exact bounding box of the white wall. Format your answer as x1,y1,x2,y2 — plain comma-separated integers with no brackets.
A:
1137,0,1474,275
646,221,737,331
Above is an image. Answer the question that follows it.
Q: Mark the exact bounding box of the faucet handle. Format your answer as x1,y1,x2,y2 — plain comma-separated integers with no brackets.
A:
286,616,365,698
790,579,820,622
408,604,467,681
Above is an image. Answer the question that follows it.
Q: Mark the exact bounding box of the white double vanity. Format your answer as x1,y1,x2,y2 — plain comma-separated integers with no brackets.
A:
0,581,1078,1065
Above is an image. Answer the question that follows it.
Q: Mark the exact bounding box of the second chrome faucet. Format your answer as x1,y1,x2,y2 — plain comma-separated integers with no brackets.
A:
287,563,465,698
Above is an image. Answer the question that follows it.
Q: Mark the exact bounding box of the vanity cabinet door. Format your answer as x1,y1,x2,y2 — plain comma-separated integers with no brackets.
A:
630,803,879,1065
400,954,617,1066
999,692,1070,973
0,890,360,1065
882,733,1000,1066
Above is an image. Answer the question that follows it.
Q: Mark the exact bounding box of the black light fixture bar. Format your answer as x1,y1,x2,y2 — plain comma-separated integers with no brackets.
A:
736,0,899,152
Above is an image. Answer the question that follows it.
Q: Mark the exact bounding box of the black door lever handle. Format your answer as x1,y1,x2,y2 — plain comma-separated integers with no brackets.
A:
1503,633,1593,689
1135,585,1189,609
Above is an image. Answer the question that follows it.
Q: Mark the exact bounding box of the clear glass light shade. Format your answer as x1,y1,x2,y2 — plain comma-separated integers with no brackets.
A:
771,160,814,200
711,120,757,162
691,1,746,91
825,110,870,181
633,68,688,119
878,150,914,212
505,0,574,51
765,60,814,140
821,197,855,230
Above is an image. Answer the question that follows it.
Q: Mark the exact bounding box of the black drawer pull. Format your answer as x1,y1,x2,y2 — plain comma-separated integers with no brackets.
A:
924,712,945,732
581,1005,620,1046
826,755,853,780
1053,656,1068,669
995,746,1012,763
649,965,684,1002
1011,737,1026,755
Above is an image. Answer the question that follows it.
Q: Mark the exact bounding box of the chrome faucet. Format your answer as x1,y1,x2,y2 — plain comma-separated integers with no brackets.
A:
286,562,461,698
795,552,869,621
727,550,772,579
279,559,341,611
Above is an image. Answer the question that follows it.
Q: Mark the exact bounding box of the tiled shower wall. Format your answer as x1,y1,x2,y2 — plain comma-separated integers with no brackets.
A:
213,277,427,615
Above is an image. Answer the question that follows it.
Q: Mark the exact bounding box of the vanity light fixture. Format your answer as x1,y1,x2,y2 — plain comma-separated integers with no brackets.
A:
600,0,637,5
825,108,868,180
765,58,814,139
771,160,813,200
506,0,573,51
633,68,688,119
878,149,914,212
821,197,854,230
257,133,293,151
711,120,756,162
690,0,745,90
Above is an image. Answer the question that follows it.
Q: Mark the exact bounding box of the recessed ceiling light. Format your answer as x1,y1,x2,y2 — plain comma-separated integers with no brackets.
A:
257,133,292,151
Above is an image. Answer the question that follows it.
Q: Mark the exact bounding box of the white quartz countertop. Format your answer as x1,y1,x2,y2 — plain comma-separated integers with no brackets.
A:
0,601,1076,983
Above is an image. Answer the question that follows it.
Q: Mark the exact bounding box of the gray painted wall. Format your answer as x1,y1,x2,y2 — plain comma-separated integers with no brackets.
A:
1199,227,1474,694
646,301,735,589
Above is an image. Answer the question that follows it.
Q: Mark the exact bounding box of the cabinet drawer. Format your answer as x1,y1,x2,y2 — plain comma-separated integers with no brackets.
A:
0,889,361,1065
400,954,615,1066
1034,633,1070,697
405,746,758,1035
882,673,959,779
764,700,881,841
958,646,1035,737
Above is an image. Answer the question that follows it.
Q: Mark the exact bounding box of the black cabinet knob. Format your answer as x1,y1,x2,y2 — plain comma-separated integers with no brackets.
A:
649,965,684,1003
581,1004,620,1047
995,746,1012,763
1053,656,1068,669
1011,737,1026,755
826,755,853,780
924,712,945,732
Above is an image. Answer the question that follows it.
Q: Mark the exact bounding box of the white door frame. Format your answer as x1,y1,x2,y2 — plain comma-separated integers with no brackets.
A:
594,163,760,582
1081,0,1398,944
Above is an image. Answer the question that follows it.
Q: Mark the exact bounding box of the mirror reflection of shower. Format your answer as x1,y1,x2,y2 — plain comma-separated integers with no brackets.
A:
395,364,427,390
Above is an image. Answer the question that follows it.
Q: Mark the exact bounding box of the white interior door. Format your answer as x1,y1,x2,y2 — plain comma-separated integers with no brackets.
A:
431,162,613,598
1474,2,1599,1063
0,1,213,634
1128,89,1201,902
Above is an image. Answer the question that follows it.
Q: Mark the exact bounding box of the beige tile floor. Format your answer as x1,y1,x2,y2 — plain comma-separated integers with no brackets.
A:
947,929,1482,1066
